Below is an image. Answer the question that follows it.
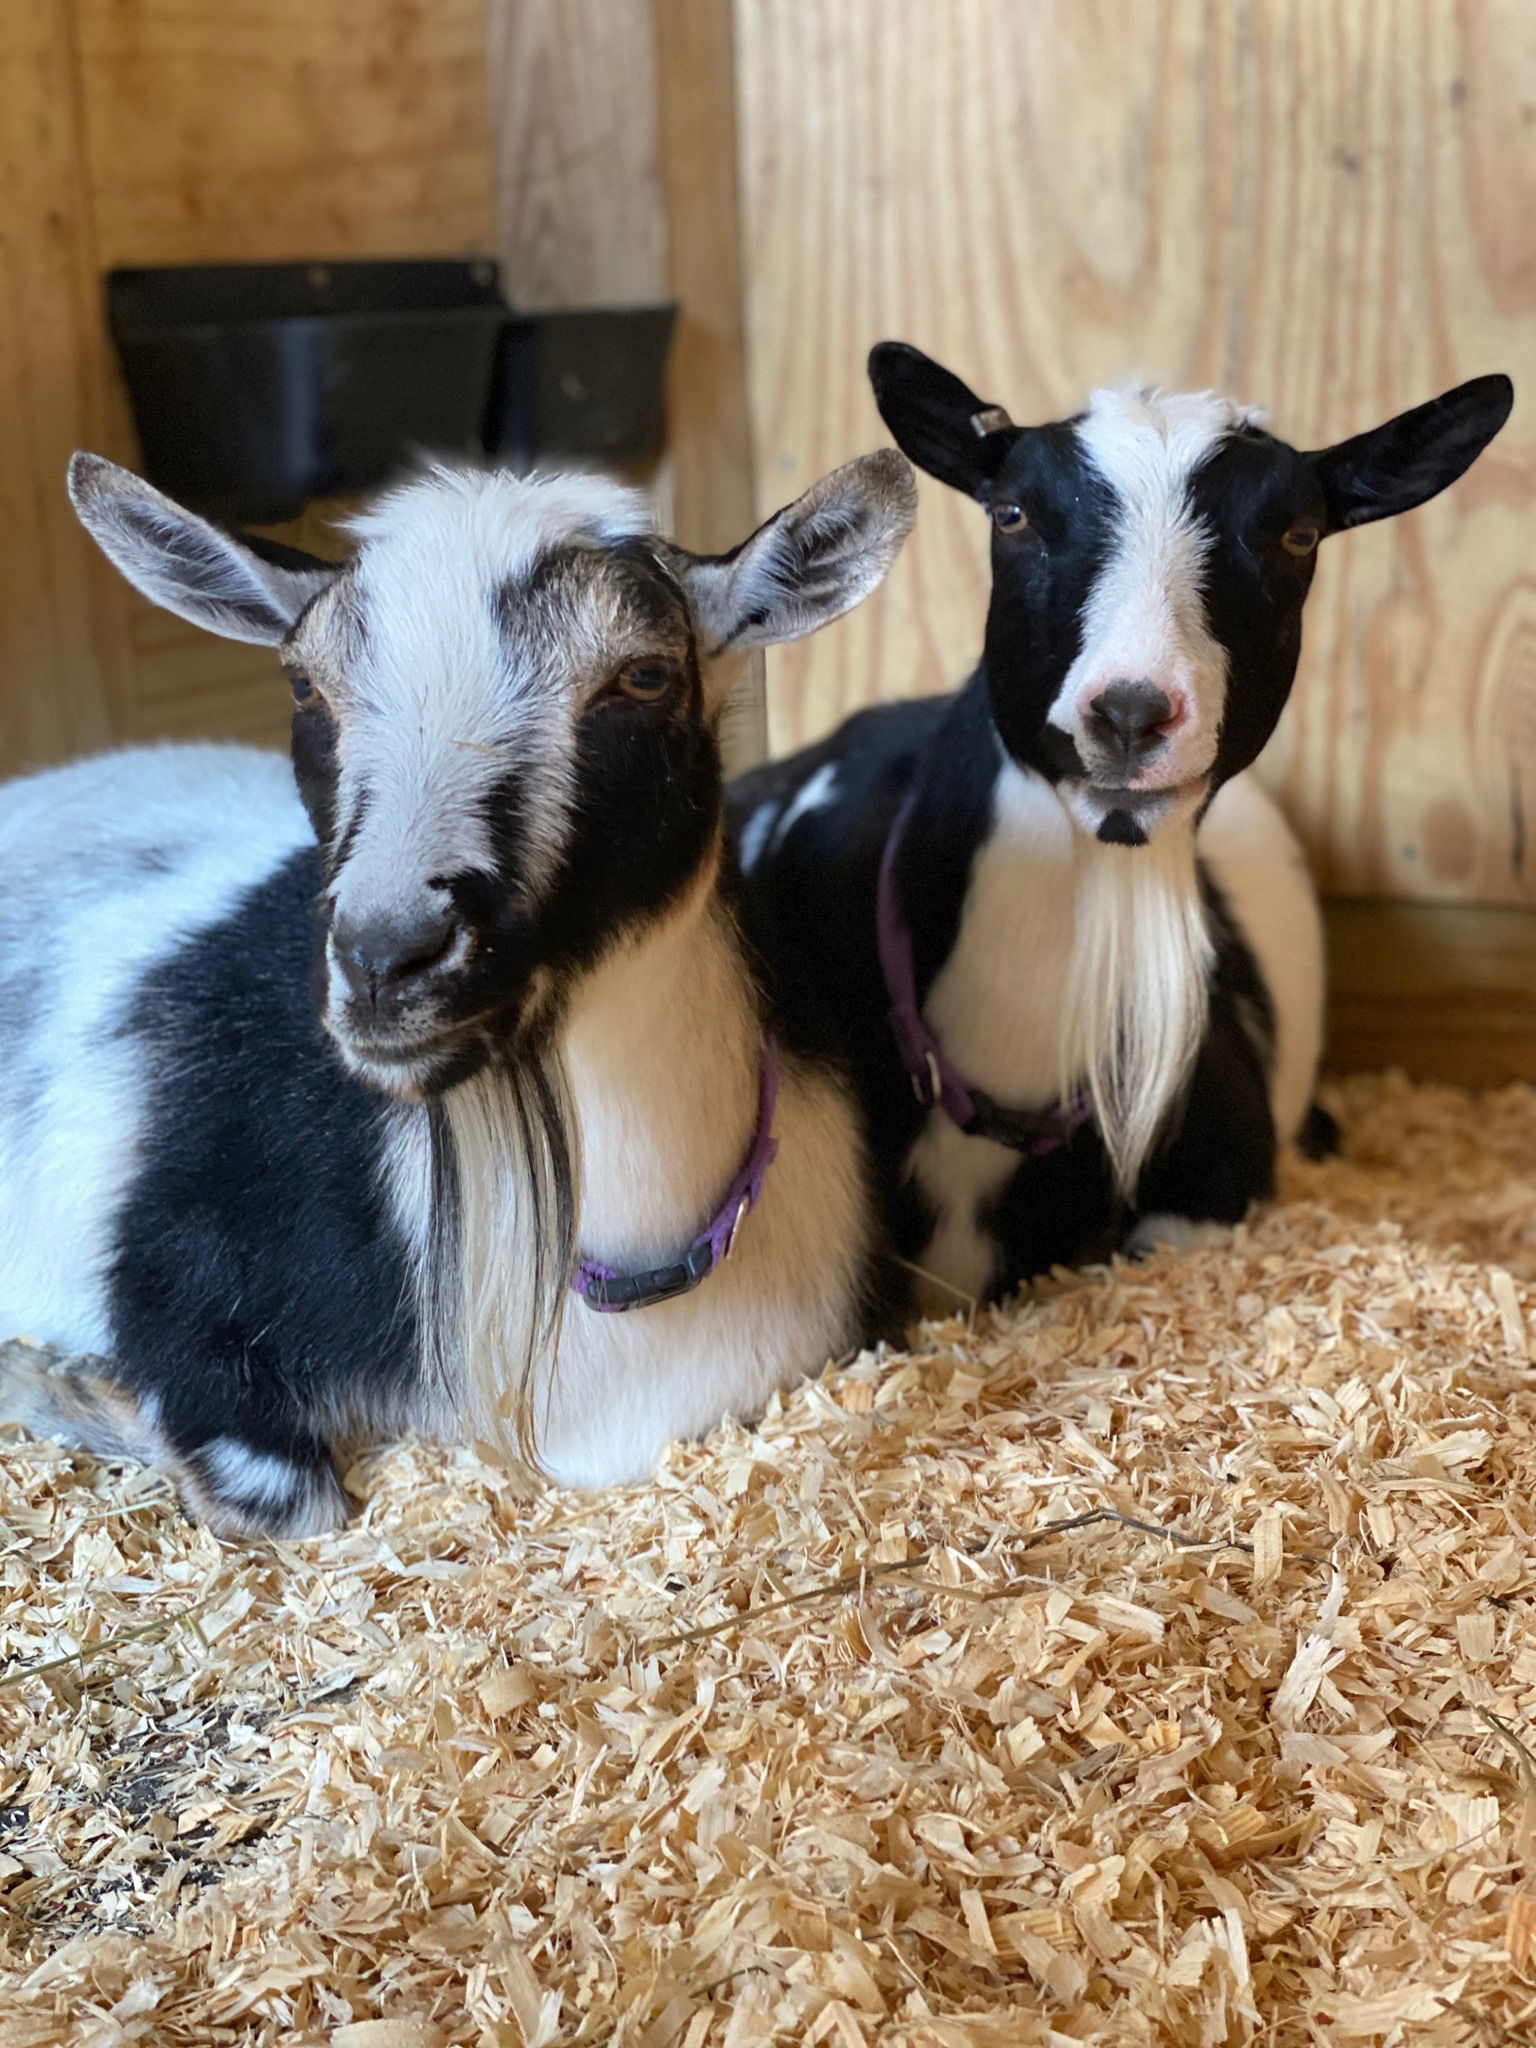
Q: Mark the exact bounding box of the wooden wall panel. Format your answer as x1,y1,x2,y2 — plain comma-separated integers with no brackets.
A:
0,1,495,775
0,3,131,773
76,0,493,271
489,0,666,312
735,0,1536,906
486,0,766,767
78,0,496,760
654,0,765,767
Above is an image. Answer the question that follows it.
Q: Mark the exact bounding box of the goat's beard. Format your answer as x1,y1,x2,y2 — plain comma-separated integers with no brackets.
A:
1058,825,1214,1196
426,1040,577,1472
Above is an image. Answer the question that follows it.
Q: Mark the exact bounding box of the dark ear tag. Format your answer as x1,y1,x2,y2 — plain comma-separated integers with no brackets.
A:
970,405,1013,437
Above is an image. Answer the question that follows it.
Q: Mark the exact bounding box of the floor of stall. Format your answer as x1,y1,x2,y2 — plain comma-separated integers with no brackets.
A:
3,1072,1536,2047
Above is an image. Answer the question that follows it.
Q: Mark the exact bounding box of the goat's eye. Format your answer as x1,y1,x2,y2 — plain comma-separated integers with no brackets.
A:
287,670,316,705
609,659,678,704
991,502,1031,536
1281,523,1320,557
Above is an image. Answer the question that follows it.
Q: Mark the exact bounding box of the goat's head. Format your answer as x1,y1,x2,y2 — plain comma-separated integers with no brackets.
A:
870,344,1513,846
71,452,916,1097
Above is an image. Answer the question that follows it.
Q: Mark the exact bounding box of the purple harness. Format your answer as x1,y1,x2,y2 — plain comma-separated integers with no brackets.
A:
571,1040,781,1313
877,791,1093,1155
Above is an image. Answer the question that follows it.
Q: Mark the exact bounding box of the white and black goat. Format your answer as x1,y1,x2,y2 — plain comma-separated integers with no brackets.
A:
0,447,917,1534
730,348,1513,1310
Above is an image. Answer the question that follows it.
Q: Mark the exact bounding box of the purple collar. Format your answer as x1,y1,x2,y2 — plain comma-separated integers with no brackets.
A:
571,1038,781,1313
877,790,1093,1156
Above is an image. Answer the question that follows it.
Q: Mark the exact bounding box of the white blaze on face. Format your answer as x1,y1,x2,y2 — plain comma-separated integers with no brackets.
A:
304,468,654,1016
1051,384,1262,840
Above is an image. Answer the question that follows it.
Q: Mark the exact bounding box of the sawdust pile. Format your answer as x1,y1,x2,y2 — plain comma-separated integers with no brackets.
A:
4,1071,1536,2046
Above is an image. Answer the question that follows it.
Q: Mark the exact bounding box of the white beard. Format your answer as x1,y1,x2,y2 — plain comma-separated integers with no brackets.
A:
1059,825,1214,1195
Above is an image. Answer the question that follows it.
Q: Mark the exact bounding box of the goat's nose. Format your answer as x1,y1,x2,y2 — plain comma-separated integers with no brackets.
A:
333,909,463,1005
1088,679,1179,756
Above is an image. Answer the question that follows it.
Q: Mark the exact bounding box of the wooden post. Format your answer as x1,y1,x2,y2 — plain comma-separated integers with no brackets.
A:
488,0,767,770
653,0,765,769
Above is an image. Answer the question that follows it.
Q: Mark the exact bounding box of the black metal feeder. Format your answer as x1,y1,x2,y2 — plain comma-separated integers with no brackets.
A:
106,259,676,527
485,305,677,469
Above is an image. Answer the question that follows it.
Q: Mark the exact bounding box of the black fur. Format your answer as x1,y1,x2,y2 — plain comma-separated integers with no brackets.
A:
108,850,419,1507
729,349,1512,1306
729,676,1280,1298
44,475,908,1529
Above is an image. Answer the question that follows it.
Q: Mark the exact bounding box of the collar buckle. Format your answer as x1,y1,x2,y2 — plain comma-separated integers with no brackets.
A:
913,1048,943,1108
724,1192,751,1261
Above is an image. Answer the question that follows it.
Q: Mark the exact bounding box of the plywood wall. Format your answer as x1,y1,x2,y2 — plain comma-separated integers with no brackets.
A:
735,0,1536,908
486,0,765,766
0,0,758,777
0,0,494,775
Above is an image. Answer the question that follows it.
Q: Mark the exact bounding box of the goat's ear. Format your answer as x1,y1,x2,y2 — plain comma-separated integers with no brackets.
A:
1310,374,1513,534
68,453,336,645
868,341,1018,499
669,451,917,658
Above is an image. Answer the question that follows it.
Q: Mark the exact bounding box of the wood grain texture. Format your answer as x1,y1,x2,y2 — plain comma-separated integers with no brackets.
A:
735,0,1536,904
654,0,765,768
0,1,131,773
486,0,766,766
489,0,666,311
1323,900,1536,1084
77,0,494,270
59,0,497,762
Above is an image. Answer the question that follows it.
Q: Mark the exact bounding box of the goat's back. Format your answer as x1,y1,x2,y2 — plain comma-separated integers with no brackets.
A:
0,745,313,1351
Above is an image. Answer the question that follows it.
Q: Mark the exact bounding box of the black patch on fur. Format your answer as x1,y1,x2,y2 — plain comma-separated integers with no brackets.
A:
241,532,338,575
1096,808,1146,846
107,850,420,1496
291,698,342,850
1299,1102,1341,1160
728,682,1291,1305
978,425,1118,780
1186,428,1324,785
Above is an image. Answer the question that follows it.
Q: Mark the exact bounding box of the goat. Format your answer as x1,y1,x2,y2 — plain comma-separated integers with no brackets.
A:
730,350,1513,1311
0,446,917,1535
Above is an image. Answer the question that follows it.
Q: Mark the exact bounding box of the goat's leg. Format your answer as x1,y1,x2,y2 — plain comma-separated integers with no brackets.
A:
1123,1008,1276,1258
0,1335,349,1538
0,1339,160,1464
173,1420,350,1539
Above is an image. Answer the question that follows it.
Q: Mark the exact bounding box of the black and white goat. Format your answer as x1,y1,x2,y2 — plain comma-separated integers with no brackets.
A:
0,446,917,1534
730,348,1513,1310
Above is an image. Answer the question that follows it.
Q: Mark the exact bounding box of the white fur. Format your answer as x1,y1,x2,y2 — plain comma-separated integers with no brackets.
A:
904,760,1318,1302
199,1439,311,1512
1121,1213,1231,1257
320,470,655,1061
1050,385,1261,835
905,761,1077,1305
1058,823,1214,1192
768,763,839,857
0,745,312,1352
738,799,778,876
543,884,867,1483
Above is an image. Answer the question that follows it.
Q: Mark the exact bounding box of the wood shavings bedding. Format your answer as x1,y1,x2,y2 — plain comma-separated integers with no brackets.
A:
3,1072,1536,2046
